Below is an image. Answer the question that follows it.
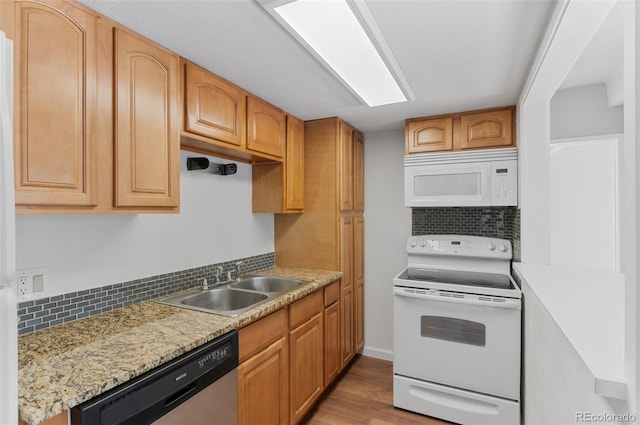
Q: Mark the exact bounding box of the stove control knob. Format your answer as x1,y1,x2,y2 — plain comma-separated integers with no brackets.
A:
487,242,496,251
419,240,427,247
499,243,508,252
409,239,417,248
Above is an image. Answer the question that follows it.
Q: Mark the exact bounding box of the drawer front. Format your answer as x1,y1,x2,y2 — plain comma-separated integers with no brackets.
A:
323,280,340,307
289,290,323,328
239,307,287,362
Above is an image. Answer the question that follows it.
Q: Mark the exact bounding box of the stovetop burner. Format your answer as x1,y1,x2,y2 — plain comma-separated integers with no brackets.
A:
406,267,515,290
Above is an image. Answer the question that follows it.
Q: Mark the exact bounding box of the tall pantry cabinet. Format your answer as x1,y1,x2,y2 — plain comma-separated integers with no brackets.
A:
275,117,364,370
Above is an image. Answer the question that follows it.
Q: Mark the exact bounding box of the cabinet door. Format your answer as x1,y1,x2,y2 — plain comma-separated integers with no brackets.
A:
289,312,323,424
339,216,353,289
324,301,340,386
184,61,246,146
12,0,97,207
353,131,364,212
238,337,289,425
339,215,354,366
285,115,304,211
247,95,285,158
460,108,513,150
341,285,354,366
338,121,354,212
114,28,180,208
354,215,365,351
405,117,453,154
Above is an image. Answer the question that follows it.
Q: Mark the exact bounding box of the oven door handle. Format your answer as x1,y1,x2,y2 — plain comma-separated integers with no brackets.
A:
393,287,521,309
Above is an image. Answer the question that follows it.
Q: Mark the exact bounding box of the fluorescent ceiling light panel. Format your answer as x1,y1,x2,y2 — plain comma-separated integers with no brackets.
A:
271,0,409,107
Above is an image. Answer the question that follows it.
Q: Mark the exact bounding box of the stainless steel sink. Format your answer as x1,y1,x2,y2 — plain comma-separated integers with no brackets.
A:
229,276,304,293
158,287,269,316
157,275,312,316
181,288,268,310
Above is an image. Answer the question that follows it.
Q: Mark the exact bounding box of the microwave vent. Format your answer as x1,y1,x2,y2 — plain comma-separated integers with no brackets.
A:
404,147,517,167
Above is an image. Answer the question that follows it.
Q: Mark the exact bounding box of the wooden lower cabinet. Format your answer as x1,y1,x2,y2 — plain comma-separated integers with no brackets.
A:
238,281,348,425
238,337,289,425
341,285,354,366
323,300,340,386
289,311,323,424
19,411,67,425
354,215,365,352
238,308,289,425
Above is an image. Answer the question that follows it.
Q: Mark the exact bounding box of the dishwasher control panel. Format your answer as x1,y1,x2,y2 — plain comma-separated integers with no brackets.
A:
197,341,234,370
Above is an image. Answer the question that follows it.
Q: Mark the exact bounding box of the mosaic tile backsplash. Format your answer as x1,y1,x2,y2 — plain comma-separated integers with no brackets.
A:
17,252,275,335
412,207,521,261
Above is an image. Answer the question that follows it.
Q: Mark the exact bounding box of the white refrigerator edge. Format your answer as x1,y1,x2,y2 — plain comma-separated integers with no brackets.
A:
0,29,18,425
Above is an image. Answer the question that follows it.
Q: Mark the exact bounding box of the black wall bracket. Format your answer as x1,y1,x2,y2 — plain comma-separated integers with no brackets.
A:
187,157,237,175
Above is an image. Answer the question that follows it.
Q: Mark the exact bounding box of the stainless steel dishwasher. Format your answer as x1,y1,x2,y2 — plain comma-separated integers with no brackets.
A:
71,330,238,425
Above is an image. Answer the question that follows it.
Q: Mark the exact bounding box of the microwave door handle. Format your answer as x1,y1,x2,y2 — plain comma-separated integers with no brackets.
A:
393,287,521,310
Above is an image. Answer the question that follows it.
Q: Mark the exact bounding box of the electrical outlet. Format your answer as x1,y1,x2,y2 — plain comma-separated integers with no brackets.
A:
16,267,49,300
18,276,30,296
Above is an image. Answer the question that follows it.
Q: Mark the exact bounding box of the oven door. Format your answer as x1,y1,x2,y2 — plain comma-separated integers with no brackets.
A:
393,287,521,400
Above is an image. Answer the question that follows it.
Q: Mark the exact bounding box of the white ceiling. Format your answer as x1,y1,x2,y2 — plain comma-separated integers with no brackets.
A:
79,0,556,134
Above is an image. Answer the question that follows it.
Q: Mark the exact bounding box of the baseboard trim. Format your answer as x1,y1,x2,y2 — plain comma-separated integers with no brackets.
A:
362,345,393,361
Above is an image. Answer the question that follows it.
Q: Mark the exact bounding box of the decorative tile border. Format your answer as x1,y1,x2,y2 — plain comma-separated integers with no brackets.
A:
412,207,521,261
17,252,275,335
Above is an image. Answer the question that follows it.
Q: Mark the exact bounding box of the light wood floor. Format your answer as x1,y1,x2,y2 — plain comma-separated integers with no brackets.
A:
302,355,453,425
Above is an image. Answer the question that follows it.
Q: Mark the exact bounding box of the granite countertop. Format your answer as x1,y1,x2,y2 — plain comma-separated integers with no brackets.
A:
18,267,342,425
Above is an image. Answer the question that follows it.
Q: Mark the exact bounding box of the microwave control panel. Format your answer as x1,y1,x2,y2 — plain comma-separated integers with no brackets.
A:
491,160,517,206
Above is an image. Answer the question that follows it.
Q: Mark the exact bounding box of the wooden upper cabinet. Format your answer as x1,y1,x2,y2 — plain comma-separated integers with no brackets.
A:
405,106,515,154
183,60,246,146
113,28,180,208
285,115,304,211
11,0,97,207
460,108,514,150
338,121,354,212
247,95,285,158
353,131,364,212
252,114,304,213
405,117,453,154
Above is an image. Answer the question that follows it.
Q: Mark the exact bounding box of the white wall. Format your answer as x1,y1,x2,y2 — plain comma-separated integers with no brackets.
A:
523,282,625,424
624,0,639,411
362,129,411,361
549,137,620,271
519,0,638,416
15,151,274,297
550,83,624,139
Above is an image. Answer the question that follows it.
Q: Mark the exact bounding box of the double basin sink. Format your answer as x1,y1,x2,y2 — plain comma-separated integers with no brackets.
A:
157,275,312,316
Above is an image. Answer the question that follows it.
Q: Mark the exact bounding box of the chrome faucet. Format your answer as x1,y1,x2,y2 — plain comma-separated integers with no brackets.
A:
213,266,223,285
234,261,243,280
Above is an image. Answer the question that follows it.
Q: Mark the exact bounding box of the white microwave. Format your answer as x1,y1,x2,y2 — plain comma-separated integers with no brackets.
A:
404,148,518,207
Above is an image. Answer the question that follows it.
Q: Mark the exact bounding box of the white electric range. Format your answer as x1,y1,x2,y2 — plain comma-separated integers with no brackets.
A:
393,235,521,425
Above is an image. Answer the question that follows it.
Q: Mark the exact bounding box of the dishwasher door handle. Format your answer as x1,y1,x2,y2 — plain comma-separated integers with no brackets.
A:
393,287,521,309
164,382,197,409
